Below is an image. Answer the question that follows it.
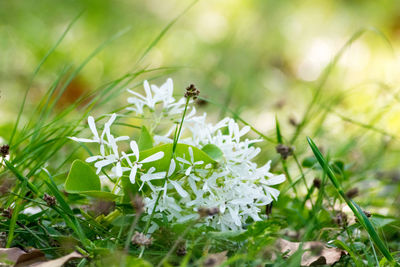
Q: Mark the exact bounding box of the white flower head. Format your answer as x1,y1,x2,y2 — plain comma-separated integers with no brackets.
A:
176,147,204,176
70,78,285,232
70,113,129,177
126,78,181,115
123,140,164,184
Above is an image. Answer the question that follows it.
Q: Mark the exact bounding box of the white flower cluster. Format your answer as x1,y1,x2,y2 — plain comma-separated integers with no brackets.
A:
69,114,165,185
70,78,285,232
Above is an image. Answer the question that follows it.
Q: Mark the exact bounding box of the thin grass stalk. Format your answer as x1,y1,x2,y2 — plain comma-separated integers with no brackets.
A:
307,137,397,265
9,12,83,146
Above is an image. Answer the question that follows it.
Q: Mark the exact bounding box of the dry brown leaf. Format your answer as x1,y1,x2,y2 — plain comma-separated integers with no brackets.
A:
0,247,45,266
31,251,84,267
0,247,83,267
276,238,347,266
203,251,228,267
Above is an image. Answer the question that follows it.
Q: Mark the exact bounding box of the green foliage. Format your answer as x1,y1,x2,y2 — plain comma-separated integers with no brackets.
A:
201,144,224,161
65,160,101,192
1,1,400,266
65,160,120,200
138,126,154,151
307,137,397,265
140,143,216,173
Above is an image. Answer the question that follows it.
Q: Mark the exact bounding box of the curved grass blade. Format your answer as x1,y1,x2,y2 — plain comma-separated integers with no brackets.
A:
9,11,83,146
306,137,397,265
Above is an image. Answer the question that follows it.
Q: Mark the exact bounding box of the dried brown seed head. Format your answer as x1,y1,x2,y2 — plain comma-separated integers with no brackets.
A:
0,145,9,158
43,193,56,206
313,178,321,189
334,211,348,227
289,117,298,127
176,241,187,256
363,210,371,217
1,207,13,219
184,84,200,99
275,144,294,160
198,207,220,218
131,232,153,247
345,188,359,199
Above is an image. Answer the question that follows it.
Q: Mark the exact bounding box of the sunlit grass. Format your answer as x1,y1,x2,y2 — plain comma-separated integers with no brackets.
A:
1,2,400,266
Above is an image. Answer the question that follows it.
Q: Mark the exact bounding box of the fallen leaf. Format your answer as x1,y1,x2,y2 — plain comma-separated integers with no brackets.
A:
276,238,347,266
32,251,84,267
0,247,45,266
0,247,84,267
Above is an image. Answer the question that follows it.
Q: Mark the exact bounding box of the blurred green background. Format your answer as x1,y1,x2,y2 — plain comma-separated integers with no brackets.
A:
1,0,400,216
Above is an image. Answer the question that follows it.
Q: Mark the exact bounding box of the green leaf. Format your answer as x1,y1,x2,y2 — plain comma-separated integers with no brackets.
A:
65,160,101,192
77,191,120,200
370,215,396,229
64,160,120,200
201,144,223,161
140,143,217,174
138,126,153,150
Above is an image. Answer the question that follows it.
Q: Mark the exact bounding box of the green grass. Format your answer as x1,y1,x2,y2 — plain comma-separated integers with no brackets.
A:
1,5,400,267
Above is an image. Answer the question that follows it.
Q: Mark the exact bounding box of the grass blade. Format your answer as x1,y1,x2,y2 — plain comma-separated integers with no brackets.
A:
9,11,83,146
306,137,397,265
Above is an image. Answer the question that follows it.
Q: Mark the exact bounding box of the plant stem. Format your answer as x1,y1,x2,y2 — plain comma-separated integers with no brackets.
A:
139,96,191,258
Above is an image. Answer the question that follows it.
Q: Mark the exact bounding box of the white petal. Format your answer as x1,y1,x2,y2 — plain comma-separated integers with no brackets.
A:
127,89,146,101
140,151,164,163
109,137,119,157
115,136,129,142
100,143,105,156
188,146,194,162
106,113,117,127
88,116,99,140
115,162,123,177
130,165,138,184
144,81,153,102
141,171,166,182
264,174,286,185
185,166,192,176
130,140,140,161
86,156,102,163
239,125,250,137
167,159,176,177
95,158,115,169
228,206,241,227
170,180,188,198
176,157,190,165
266,187,280,200
69,137,97,143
